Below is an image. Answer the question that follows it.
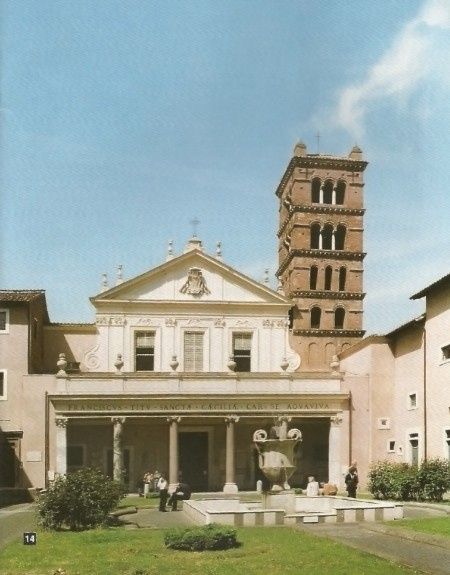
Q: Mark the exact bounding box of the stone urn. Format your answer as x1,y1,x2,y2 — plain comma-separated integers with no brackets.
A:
253,426,302,492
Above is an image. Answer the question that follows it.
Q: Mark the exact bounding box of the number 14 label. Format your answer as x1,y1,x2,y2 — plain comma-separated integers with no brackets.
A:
23,532,37,545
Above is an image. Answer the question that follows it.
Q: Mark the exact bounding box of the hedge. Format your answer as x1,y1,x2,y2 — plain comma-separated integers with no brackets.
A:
368,459,449,502
164,524,240,551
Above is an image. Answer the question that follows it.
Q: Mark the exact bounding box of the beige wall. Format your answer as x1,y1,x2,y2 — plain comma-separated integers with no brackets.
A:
0,305,30,434
43,326,97,373
424,288,450,459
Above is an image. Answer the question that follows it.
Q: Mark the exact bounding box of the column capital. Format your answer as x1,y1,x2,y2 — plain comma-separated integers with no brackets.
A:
330,414,343,426
167,416,181,424
224,415,240,424
55,416,68,428
111,416,126,425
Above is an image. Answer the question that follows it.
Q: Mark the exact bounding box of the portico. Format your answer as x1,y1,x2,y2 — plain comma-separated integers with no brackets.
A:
50,387,348,492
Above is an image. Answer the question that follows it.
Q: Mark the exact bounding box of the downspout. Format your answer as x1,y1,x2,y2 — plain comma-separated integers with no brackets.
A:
423,327,427,461
45,392,49,489
348,390,353,466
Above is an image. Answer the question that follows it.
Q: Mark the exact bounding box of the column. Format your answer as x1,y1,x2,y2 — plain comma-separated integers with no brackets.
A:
55,416,68,476
331,229,336,250
328,415,343,487
318,226,323,249
332,187,336,205
319,186,324,204
223,415,240,493
112,417,126,482
167,416,181,491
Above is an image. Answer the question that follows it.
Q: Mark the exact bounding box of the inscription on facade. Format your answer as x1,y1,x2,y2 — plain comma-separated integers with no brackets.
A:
56,398,336,414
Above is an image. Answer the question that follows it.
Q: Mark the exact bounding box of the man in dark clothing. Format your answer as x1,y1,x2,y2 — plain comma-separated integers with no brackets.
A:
345,463,358,498
169,482,191,511
158,474,169,511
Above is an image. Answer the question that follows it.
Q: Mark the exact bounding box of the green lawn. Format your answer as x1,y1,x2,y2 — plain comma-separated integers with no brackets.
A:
0,526,419,575
388,517,450,537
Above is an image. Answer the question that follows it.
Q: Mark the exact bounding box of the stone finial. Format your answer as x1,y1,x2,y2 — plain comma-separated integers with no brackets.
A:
101,273,109,291
227,354,236,372
166,240,174,261
215,241,222,260
280,357,289,371
349,144,363,160
264,268,270,286
114,353,124,373
277,280,284,295
116,265,124,286
293,140,307,157
56,353,68,378
170,354,179,372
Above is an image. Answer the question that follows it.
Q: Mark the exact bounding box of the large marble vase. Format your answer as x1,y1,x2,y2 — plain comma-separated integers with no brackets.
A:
253,427,302,492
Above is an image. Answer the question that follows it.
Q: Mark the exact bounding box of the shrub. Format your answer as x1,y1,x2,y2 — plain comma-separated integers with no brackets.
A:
416,459,450,502
164,524,240,551
368,459,450,502
37,468,126,531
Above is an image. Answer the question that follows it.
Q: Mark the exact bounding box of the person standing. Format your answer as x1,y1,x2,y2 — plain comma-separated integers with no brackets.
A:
345,462,358,498
157,473,168,511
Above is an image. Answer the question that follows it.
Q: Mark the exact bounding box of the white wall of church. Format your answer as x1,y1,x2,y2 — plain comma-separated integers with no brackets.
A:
92,314,292,373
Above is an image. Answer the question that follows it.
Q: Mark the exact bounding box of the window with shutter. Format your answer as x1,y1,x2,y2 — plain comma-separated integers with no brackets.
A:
184,331,204,372
135,331,155,371
233,333,252,372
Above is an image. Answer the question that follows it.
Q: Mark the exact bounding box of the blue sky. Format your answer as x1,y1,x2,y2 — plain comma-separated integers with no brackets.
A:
1,0,449,333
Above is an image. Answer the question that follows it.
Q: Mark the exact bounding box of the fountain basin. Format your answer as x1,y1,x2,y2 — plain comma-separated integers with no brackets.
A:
182,495,403,527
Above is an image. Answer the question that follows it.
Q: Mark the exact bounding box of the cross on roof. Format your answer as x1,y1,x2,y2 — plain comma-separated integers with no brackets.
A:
190,217,200,238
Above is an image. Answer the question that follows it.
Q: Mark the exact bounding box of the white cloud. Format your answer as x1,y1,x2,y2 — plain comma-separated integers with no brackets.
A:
334,0,450,137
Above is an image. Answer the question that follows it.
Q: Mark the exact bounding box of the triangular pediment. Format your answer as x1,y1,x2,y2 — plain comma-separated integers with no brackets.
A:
91,250,290,307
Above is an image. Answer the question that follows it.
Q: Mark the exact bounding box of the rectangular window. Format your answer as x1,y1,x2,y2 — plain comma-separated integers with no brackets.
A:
445,430,450,460
233,333,252,372
409,433,419,467
0,371,6,400
184,331,204,372
388,440,396,453
408,393,417,409
0,310,9,333
67,445,84,470
135,331,155,371
441,344,450,361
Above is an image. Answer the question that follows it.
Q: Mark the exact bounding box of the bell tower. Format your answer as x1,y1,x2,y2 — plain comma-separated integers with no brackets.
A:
276,141,367,371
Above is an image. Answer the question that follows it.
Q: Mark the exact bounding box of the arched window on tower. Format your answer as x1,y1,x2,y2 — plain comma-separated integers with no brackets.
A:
311,178,321,203
323,180,333,204
324,266,332,290
310,266,318,290
322,224,333,250
336,180,346,205
311,306,321,329
338,267,347,291
334,307,345,329
335,224,346,250
310,223,321,249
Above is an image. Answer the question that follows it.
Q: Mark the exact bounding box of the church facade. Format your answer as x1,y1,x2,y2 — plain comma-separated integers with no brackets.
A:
1,143,449,495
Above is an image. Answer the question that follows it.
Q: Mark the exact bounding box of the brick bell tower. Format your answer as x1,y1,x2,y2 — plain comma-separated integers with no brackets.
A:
276,141,367,371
